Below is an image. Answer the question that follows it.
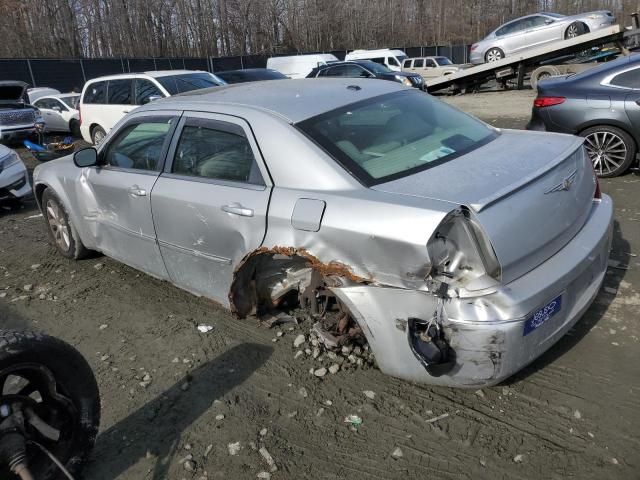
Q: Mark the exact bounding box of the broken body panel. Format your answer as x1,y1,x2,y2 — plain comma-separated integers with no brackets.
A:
32,79,613,387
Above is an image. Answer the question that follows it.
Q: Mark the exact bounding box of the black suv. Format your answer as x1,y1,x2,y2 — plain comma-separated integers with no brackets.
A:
307,60,424,89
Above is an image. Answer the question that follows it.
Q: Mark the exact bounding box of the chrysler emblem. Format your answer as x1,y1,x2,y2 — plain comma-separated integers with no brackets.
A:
545,170,577,194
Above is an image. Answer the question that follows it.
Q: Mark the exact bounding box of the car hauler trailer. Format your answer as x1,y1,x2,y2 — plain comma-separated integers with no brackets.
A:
426,24,632,93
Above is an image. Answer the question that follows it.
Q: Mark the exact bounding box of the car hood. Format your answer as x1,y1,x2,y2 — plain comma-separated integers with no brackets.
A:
0,81,28,103
373,129,596,283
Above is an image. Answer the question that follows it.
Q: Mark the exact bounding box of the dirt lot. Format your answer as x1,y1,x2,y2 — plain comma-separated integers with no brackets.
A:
1,90,639,480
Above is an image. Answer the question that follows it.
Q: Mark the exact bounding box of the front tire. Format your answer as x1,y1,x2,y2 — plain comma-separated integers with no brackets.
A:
42,189,89,259
580,125,636,178
485,47,505,63
0,330,100,479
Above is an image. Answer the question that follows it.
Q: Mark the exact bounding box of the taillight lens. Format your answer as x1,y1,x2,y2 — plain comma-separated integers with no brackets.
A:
470,44,478,51
534,96,566,108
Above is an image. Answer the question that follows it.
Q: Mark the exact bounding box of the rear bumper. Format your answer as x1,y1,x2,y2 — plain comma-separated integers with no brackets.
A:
334,195,613,388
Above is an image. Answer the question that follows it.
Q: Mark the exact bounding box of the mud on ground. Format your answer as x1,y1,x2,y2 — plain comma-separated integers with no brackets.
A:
0,90,638,479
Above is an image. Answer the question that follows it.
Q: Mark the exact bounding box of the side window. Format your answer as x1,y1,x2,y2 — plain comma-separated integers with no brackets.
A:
414,59,425,68
403,59,412,68
53,99,67,111
135,79,164,105
425,59,437,68
172,119,262,185
528,16,550,28
323,66,346,77
497,19,525,36
610,68,640,89
34,98,53,109
387,57,400,67
83,81,106,104
370,57,386,65
107,79,132,105
103,119,173,171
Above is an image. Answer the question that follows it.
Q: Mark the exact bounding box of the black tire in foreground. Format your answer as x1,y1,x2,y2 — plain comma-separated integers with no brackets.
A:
41,188,90,260
580,125,637,178
0,330,100,479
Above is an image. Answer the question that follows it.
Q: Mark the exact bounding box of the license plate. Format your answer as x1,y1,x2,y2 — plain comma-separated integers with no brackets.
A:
523,295,562,336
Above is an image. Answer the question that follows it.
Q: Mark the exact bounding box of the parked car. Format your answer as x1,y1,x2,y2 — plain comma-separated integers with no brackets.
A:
528,54,640,178
215,68,288,84
266,54,339,79
307,60,424,89
470,11,616,64
345,48,408,72
0,143,32,205
27,87,62,104
0,81,43,144
33,78,612,388
401,56,461,79
79,70,226,144
33,93,80,135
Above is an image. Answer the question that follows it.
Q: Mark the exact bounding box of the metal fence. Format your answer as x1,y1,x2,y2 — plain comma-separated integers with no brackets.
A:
0,45,470,92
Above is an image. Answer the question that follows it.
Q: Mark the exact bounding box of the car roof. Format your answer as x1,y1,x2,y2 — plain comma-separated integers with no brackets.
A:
146,78,407,123
36,94,79,100
85,70,208,83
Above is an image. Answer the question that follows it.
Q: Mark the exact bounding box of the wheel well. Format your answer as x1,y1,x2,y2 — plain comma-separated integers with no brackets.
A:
34,183,48,208
566,21,590,35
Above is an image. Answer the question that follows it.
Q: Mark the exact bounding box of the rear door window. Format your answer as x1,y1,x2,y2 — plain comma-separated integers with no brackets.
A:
425,59,437,68
610,68,640,89
83,81,107,104
414,59,425,68
135,79,164,105
107,79,133,105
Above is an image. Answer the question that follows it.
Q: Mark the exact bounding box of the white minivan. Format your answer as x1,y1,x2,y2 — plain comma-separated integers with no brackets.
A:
266,54,338,79
344,49,408,72
79,70,225,144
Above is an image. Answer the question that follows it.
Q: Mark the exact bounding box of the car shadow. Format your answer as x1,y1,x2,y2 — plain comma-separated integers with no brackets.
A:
504,219,628,384
86,342,273,480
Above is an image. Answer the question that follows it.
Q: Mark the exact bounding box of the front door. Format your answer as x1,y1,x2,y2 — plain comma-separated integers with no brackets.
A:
151,113,272,305
85,112,179,279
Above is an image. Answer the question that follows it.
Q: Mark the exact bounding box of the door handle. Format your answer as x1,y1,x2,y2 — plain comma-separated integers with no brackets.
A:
221,203,254,217
127,186,147,197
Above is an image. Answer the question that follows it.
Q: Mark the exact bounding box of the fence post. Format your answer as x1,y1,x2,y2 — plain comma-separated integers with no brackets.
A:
79,59,87,84
26,59,36,87
240,56,244,70
153,58,157,70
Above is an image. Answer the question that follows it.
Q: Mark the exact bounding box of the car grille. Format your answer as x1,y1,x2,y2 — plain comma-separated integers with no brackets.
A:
0,109,35,126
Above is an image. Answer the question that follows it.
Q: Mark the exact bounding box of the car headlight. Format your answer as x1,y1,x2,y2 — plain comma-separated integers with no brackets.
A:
1,151,22,170
395,75,413,86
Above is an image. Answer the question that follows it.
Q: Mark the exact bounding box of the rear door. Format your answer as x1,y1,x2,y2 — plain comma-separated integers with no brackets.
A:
34,98,68,131
495,18,530,54
151,112,272,305
103,78,134,132
524,15,564,49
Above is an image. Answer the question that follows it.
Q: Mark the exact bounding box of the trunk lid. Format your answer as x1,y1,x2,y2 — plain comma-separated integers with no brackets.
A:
373,130,596,284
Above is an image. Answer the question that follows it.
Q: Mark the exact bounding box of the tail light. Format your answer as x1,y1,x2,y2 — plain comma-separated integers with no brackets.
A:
470,44,478,51
533,96,566,108
594,178,602,200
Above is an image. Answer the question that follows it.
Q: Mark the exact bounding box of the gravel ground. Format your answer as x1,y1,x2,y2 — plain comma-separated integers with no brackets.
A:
1,90,638,480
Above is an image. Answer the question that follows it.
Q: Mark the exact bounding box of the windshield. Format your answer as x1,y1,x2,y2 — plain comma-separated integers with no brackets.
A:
297,91,497,186
60,95,80,109
435,57,453,66
361,61,392,74
157,73,225,94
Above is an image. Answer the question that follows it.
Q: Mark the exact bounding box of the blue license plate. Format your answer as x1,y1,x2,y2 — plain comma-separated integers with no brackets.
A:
523,295,562,336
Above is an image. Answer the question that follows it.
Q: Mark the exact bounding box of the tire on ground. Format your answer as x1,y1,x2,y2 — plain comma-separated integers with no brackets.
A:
531,65,561,90
0,330,100,479
580,125,637,178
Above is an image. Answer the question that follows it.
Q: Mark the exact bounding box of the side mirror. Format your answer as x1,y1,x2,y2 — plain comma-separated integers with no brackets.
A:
147,95,163,103
73,147,98,168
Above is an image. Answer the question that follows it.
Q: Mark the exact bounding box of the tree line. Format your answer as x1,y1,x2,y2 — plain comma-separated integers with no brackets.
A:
0,0,636,59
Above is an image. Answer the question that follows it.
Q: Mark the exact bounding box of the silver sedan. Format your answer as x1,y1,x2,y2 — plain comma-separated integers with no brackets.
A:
32,79,613,387
470,11,616,64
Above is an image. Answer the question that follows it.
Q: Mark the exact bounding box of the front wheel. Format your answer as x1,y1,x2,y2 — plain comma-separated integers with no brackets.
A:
0,330,100,479
42,189,89,259
485,47,504,63
91,125,106,145
581,125,636,178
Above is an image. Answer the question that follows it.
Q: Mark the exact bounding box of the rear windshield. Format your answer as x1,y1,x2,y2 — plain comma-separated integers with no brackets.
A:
156,72,224,94
297,91,497,186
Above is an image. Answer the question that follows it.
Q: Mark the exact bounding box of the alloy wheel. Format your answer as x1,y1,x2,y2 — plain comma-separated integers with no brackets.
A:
486,49,503,62
93,129,105,145
46,200,70,251
584,131,628,176
566,24,579,38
